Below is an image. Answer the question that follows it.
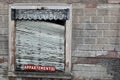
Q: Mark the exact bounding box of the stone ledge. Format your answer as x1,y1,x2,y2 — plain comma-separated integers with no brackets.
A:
8,71,72,79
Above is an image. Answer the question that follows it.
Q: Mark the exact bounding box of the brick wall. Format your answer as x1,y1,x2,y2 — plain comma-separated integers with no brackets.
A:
72,3,120,80
0,0,120,80
0,2,8,80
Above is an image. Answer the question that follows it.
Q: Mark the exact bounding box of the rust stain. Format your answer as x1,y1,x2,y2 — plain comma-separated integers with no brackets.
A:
74,58,99,64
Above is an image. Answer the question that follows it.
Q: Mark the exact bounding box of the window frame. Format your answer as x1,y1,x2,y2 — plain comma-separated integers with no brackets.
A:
8,3,72,77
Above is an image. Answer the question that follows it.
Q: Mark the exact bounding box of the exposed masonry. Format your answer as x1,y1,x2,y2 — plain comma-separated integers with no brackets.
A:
72,2,120,80
0,0,120,80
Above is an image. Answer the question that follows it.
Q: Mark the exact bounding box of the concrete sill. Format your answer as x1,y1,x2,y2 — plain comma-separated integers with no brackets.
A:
8,71,72,79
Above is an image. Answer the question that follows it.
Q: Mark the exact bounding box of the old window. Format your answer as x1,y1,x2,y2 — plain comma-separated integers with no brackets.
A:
8,3,72,79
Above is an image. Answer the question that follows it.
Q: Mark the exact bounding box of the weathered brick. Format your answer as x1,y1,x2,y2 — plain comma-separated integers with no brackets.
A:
91,16,103,23
78,16,91,23
104,17,118,23
108,37,120,44
109,8,120,16
95,51,108,57
103,30,118,37
0,56,8,74
0,35,8,41
0,49,8,54
72,15,80,23
0,15,4,23
0,16,2,21
2,16,8,28
72,50,116,58
0,9,8,15
97,9,109,16
77,44,91,51
117,17,120,23
78,30,84,37
73,67,112,80
72,37,84,44
71,56,78,63
12,0,68,3
73,23,85,30
72,9,84,16
97,24,109,30
72,30,79,37
97,38,109,44
72,3,85,9
0,44,4,50
85,1,97,8
103,45,117,51
0,22,3,28
99,0,108,3
72,42,77,51
72,58,119,79
84,37,96,44
85,8,96,16
11,0,40,3
113,45,120,52
83,30,102,37
0,28,8,35
73,64,107,72
73,69,111,79
72,30,84,37
72,57,99,64
72,51,96,57
91,44,104,51
84,23,96,30
69,0,108,4
0,41,8,49
0,2,8,9
2,23,8,28
109,23,120,30
68,0,84,3
52,0,68,3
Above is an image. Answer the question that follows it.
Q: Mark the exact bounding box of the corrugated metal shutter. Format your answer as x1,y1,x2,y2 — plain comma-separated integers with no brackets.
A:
15,21,65,72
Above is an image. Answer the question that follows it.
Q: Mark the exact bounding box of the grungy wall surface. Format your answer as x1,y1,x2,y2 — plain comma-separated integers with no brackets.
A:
0,0,120,80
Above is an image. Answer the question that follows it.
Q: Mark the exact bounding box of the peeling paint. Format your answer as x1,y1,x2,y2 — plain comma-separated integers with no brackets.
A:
96,49,118,58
